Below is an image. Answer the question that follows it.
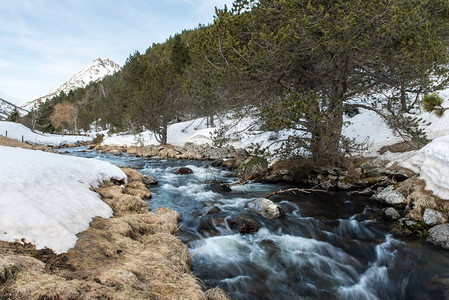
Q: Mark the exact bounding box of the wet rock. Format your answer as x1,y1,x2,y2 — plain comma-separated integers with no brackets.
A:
226,215,259,234
371,185,405,206
348,188,374,196
247,198,284,220
174,167,193,175
199,217,220,237
427,224,449,249
205,206,222,215
423,209,448,226
210,182,232,193
384,207,400,220
392,218,428,237
142,175,158,187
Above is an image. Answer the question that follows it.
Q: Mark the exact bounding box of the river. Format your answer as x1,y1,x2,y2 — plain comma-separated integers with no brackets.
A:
59,147,449,299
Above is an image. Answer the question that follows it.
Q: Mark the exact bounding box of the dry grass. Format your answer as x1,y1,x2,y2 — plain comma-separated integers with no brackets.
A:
5,271,82,300
0,167,206,299
205,287,230,300
396,178,449,220
122,167,143,183
0,136,33,149
378,141,417,154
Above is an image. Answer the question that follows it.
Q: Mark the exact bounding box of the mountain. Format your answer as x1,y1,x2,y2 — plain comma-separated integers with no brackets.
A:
0,97,27,120
22,58,120,110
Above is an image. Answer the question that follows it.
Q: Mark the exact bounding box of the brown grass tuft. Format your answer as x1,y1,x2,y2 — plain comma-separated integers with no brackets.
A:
0,136,33,149
205,287,230,300
0,166,206,299
5,271,82,300
396,178,447,221
122,168,143,182
0,255,44,284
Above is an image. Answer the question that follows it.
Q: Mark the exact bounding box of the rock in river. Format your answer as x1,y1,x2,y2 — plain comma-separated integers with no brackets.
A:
174,167,193,175
427,224,449,249
423,209,448,227
142,174,158,186
227,215,259,234
247,198,284,220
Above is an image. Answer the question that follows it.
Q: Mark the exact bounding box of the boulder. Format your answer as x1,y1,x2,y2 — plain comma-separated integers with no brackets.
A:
371,185,406,205
423,209,448,226
384,207,400,220
174,167,193,175
226,215,259,234
427,224,449,249
205,206,222,215
247,198,284,220
210,182,232,193
142,175,158,187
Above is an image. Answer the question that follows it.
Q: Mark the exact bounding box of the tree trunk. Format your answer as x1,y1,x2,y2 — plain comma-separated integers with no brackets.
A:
161,123,168,145
311,53,347,165
209,115,215,127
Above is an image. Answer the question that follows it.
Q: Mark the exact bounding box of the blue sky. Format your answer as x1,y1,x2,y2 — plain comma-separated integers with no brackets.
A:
0,0,234,104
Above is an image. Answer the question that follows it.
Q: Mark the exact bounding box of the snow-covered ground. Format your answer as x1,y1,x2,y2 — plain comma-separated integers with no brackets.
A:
0,121,92,146
0,146,126,253
102,94,449,199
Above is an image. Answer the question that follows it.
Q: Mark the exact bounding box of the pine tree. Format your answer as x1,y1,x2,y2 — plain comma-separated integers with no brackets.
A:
6,107,19,122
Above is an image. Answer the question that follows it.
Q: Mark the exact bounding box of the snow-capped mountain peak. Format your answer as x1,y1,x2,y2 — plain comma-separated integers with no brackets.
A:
0,91,27,120
22,58,120,110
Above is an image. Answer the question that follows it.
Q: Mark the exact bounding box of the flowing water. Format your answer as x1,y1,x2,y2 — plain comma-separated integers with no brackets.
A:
60,147,449,299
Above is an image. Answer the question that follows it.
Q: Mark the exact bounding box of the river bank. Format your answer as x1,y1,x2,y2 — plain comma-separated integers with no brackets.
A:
60,146,449,299
89,142,449,250
0,137,228,299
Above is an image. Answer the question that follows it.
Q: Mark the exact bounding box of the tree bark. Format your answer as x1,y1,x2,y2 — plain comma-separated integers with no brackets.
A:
311,53,348,165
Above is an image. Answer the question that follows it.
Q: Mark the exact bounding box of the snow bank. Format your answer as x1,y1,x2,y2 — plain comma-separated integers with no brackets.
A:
399,135,449,200
0,121,92,146
0,146,127,253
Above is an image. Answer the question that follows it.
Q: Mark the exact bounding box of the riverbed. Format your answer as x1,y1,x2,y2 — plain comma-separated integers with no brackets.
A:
59,147,449,299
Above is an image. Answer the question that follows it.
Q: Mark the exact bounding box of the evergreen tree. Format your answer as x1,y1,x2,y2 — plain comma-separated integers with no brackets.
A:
205,0,449,164
6,107,19,122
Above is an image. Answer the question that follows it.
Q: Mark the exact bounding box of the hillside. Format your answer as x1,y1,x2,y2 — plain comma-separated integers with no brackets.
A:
22,58,120,110
0,97,27,120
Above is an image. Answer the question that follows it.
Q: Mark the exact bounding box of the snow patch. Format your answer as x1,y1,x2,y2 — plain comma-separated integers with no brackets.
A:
0,121,91,146
0,146,127,253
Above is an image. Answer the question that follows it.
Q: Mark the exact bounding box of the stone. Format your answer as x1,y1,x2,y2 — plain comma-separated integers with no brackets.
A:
427,224,449,249
226,215,259,234
210,182,232,193
174,167,193,175
348,188,374,196
247,198,283,220
372,185,405,205
109,149,121,155
142,175,158,187
423,209,448,226
384,207,400,220
206,206,222,215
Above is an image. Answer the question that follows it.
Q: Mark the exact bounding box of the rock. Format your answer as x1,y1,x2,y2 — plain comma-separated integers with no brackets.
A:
247,198,284,220
423,209,448,226
384,207,400,220
206,206,222,215
348,188,374,196
392,218,428,237
142,175,158,187
174,167,193,175
210,182,232,193
226,215,259,234
109,149,122,155
427,224,449,249
279,169,289,175
371,185,406,205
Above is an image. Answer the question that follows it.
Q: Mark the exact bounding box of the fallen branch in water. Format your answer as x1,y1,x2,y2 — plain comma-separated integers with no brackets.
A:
264,187,326,199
